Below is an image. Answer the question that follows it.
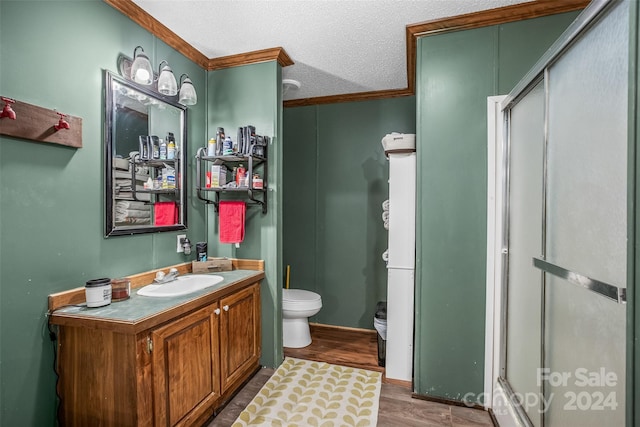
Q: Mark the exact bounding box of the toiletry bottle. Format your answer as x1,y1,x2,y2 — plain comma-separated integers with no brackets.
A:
166,166,176,189
151,136,160,159
159,138,167,159
223,136,233,155
161,167,169,189
207,138,216,157
236,164,246,186
216,127,225,156
237,127,244,154
167,137,176,160
139,135,149,160
166,132,176,159
196,242,207,262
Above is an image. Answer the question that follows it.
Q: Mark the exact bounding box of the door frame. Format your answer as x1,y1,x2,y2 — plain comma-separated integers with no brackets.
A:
485,95,507,408
486,95,526,427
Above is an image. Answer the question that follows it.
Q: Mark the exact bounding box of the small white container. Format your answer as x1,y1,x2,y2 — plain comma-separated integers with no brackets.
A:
252,174,263,189
85,278,112,308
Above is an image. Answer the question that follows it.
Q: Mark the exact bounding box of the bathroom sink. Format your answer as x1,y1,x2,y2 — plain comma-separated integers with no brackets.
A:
137,274,225,297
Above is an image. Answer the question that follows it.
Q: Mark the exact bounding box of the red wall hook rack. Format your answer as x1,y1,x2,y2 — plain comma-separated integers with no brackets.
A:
0,97,82,148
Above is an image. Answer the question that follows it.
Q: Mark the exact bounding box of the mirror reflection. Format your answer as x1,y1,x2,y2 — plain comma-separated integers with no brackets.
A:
104,70,187,236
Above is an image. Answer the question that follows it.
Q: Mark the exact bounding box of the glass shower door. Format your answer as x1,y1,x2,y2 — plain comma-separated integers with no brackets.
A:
498,1,629,425
542,1,628,425
503,81,545,427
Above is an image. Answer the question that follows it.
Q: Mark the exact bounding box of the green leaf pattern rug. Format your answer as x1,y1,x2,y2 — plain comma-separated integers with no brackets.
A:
233,357,382,426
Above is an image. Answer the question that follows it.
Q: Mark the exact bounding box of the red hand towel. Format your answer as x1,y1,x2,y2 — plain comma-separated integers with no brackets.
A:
219,201,246,244
154,201,177,226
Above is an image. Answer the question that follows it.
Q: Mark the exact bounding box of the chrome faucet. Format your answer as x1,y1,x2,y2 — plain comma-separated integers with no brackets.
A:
154,267,179,284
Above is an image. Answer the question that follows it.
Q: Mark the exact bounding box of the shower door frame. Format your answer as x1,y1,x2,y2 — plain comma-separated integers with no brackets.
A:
485,0,636,425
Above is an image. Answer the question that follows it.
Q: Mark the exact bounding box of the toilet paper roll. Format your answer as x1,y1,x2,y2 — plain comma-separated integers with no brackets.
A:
382,210,389,223
382,249,388,262
382,199,389,211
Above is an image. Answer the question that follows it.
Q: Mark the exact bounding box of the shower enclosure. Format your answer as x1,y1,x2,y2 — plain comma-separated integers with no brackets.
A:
488,0,632,425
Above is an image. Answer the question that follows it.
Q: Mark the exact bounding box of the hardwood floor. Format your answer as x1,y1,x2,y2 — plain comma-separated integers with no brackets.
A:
206,324,494,426
207,368,275,427
284,323,385,373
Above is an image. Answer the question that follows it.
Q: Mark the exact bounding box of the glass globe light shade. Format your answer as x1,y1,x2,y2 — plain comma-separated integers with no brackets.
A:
178,75,197,106
158,62,178,96
131,47,153,85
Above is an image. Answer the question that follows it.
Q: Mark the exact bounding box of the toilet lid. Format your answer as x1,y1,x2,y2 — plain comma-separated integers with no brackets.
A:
283,288,321,303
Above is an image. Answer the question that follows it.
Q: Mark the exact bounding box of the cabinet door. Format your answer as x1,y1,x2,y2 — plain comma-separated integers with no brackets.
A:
57,327,141,427
151,303,220,427
219,283,261,393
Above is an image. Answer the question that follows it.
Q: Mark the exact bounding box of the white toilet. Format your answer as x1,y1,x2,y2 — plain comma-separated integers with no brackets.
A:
282,288,322,348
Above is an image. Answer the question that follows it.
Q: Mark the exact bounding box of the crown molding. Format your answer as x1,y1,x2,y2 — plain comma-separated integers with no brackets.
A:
208,47,294,71
104,0,210,69
285,0,589,107
105,0,590,108
283,88,414,108
105,0,293,71
403,0,591,98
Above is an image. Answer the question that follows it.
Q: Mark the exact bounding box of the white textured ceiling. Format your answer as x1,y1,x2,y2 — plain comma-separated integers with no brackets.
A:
132,0,531,100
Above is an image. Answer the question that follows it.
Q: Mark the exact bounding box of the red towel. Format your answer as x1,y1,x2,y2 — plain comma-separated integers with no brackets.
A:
154,202,177,225
219,201,246,244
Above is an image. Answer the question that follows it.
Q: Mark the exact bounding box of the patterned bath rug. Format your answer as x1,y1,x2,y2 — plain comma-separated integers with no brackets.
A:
232,357,382,426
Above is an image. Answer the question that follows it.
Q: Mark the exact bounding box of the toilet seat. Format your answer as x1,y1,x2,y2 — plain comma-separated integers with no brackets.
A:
283,289,322,310
283,289,321,302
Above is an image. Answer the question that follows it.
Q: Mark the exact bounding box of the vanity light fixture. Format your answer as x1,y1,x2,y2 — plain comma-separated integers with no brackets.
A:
131,46,153,85
118,48,197,107
0,97,16,120
157,60,178,96
178,74,197,106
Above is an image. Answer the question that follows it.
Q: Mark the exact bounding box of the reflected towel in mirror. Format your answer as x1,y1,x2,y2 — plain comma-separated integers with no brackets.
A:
154,201,177,226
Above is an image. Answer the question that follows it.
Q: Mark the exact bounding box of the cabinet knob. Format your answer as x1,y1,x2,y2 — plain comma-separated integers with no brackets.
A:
223,305,229,312
214,308,221,315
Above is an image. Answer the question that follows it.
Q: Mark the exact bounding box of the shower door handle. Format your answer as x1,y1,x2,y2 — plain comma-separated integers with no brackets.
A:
533,257,626,304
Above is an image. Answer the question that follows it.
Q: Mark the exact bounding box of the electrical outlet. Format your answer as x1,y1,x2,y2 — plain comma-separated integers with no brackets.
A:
177,234,186,253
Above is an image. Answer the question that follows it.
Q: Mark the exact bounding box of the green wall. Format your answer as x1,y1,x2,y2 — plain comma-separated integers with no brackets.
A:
0,2,207,425
283,97,416,329
414,12,580,400
206,62,283,368
282,106,318,297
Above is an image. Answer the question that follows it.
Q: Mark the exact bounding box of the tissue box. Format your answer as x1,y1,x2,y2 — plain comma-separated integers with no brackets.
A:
192,258,232,273
211,165,228,188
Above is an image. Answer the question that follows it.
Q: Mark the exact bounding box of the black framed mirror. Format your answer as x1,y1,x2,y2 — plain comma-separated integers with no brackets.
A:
104,70,187,236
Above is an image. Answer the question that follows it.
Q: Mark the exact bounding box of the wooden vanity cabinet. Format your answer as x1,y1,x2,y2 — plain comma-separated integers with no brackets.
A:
219,284,261,394
54,280,261,427
150,303,221,427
